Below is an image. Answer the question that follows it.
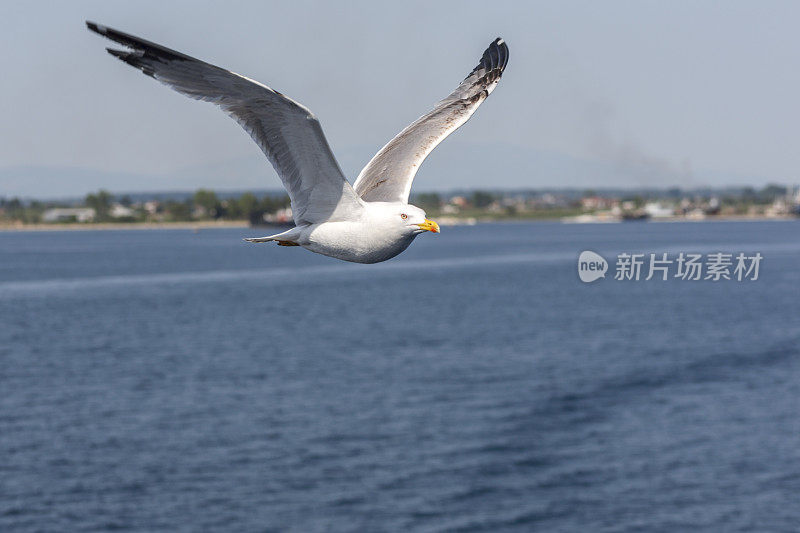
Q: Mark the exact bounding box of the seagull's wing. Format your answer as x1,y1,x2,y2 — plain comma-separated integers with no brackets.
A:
86,22,362,225
353,38,509,204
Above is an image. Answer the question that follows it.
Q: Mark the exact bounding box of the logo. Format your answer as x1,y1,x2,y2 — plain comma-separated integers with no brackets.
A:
577,250,762,283
578,251,608,283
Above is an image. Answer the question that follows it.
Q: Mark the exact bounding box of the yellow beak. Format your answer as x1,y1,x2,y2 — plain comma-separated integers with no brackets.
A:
417,219,440,233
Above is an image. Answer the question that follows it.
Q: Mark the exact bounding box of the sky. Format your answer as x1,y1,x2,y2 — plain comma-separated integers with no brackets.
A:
2,1,800,197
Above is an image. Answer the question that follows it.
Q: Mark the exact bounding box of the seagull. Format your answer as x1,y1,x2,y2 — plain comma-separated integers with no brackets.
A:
86,22,509,263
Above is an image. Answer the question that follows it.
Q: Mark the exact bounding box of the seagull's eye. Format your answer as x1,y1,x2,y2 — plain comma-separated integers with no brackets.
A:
400,213,408,220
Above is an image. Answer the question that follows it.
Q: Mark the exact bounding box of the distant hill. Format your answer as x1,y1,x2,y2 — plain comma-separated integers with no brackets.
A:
0,142,770,200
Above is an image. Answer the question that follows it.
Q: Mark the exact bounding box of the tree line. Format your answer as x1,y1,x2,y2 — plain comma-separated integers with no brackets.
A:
0,190,291,224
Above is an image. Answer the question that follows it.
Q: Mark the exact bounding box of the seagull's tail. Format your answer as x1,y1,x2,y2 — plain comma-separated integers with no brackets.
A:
244,226,302,245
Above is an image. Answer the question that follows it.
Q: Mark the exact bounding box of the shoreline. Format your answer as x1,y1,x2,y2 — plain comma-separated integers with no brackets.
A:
0,220,250,232
0,215,796,233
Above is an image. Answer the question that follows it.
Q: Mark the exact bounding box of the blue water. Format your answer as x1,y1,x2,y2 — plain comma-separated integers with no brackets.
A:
1,221,799,532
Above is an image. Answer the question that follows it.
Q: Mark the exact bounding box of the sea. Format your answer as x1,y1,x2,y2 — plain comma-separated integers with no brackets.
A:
1,220,799,532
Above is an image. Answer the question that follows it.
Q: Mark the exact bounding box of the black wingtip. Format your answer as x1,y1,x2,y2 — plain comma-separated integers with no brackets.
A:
85,21,201,66
472,37,509,80
86,21,106,35
489,37,509,71
105,47,126,59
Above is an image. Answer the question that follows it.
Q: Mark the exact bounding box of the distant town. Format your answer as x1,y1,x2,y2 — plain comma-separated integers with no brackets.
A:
1,184,799,229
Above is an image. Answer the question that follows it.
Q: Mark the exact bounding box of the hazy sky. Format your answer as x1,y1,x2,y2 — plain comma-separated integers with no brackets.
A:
2,1,800,197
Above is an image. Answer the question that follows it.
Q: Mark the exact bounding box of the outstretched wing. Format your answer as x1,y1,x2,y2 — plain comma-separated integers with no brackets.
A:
86,22,363,225
353,38,509,203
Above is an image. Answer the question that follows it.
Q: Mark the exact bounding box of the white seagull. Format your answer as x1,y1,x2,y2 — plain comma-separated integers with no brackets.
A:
87,22,509,263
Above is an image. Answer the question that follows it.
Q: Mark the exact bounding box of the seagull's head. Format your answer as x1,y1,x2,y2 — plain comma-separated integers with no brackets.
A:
367,202,440,238
397,204,440,235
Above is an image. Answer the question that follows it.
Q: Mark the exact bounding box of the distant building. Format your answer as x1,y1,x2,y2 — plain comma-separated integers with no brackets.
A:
580,196,613,210
705,197,721,216
643,202,675,218
42,208,96,223
109,203,135,218
449,196,468,208
541,193,557,205
484,201,502,213
685,208,706,220
533,193,569,208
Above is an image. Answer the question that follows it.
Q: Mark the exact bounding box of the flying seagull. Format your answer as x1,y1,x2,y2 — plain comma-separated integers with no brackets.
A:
86,22,509,263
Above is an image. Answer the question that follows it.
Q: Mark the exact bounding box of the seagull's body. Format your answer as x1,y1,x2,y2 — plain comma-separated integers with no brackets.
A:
87,22,509,263
264,202,425,264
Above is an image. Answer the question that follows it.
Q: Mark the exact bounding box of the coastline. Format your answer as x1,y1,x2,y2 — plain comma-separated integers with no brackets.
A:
0,215,796,232
0,220,250,232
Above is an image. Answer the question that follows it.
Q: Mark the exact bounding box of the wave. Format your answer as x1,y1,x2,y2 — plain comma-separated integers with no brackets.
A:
0,251,574,297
